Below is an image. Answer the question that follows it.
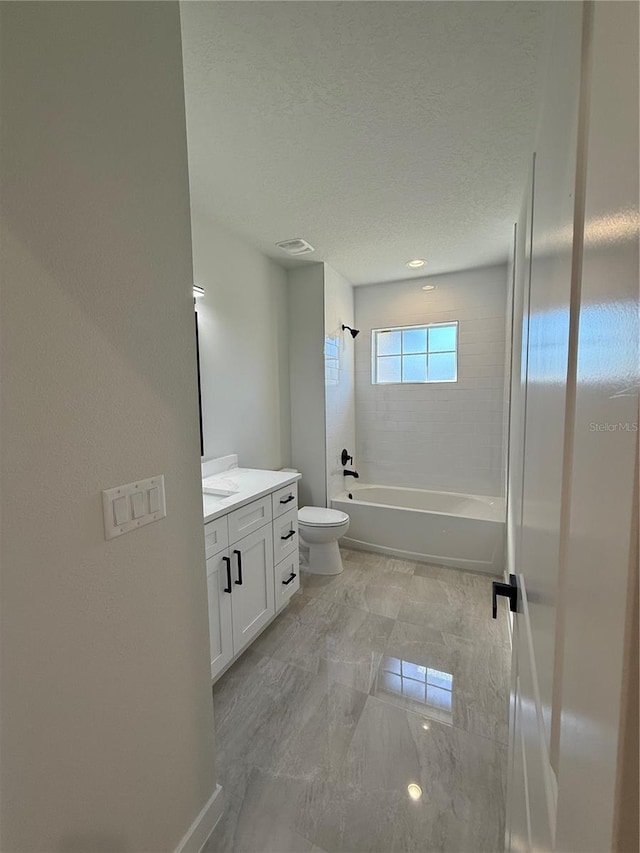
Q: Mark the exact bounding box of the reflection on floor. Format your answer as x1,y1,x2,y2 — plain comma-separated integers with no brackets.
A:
205,548,511,853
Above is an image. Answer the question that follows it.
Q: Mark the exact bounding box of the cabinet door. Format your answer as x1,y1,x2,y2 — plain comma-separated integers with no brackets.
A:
230,525,275,654
206,551,234,680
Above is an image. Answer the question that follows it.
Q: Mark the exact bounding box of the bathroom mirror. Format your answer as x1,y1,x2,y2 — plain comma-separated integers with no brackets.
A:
194,309,204,458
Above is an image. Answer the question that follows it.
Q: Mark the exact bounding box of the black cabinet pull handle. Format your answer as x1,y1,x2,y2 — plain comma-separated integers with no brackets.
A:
222,556,232,594
281,530,296,541
280,495,295,505
233,549,243,585
492,574,518,618
282,572,297,586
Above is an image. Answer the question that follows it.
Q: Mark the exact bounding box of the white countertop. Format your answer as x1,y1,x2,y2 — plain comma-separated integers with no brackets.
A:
203,467,301,524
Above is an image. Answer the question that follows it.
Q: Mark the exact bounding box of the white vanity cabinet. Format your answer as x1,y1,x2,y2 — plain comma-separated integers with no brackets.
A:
204,478,299,682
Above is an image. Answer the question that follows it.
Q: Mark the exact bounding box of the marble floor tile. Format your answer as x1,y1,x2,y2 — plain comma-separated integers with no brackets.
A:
251,591,313,657
209,548,510,852
303,563,413,619
300,570,344,599
270,676,368,779
268,599,395,694
371,620,510,743
203,784,323,853
397,573,507,648
342,548,419,576
213,650,318,799
341,696,507,852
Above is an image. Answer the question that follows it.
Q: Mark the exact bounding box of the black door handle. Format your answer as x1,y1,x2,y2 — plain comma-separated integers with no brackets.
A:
282,572,297,586
222,556,232,594
492,574,518,618
233,549,243,585
279,495,295,505
281,530,296,541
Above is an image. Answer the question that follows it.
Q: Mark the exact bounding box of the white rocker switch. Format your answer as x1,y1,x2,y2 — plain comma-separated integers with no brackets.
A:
131,490,146,519
113,495,129,527
148,486,161,514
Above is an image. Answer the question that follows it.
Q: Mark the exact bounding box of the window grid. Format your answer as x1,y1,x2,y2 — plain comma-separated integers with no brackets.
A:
372,322,458,384
379,656,454,714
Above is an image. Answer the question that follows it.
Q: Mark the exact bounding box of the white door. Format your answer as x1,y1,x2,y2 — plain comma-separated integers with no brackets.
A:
206,551,234,680
505,2,639,850
553,2,638,849
506,4,585,847
230,524,275,654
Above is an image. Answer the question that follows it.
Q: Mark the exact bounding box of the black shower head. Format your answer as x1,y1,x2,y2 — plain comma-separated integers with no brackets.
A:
342,324,360,339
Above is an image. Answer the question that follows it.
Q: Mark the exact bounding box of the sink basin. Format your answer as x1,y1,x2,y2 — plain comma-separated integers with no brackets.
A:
202,475,240,497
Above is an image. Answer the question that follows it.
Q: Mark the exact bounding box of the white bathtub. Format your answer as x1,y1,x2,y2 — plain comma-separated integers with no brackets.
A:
332,484,505,574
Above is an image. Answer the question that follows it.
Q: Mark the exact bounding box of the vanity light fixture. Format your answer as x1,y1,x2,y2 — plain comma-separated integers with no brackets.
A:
341,324,360,339
407,783,423,801
193,285,205,299
406,258,427,269
421,284,436,292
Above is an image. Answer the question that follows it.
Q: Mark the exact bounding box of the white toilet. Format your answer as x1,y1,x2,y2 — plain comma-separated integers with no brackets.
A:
298,506,350,575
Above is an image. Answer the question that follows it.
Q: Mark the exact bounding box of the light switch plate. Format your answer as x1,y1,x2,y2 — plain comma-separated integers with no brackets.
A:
102,475,166,540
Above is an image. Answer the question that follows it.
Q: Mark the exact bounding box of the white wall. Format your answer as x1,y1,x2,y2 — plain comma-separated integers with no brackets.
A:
0,3,216,851
191,208,291,470
288,265,326,507
355,265,508,496
324,265,356,500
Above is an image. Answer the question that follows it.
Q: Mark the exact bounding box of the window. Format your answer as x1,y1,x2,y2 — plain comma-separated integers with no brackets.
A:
372,322,458,384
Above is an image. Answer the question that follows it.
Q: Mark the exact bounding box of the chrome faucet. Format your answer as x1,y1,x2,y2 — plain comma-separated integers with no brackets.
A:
343,469,359,478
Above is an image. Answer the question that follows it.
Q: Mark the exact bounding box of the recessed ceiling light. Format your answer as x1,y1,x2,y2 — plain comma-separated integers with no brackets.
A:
406,258,427,269
407,783,423,801
421,284,436,292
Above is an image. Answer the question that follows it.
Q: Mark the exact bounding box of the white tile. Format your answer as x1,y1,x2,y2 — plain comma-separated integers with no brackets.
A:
355,265,508,497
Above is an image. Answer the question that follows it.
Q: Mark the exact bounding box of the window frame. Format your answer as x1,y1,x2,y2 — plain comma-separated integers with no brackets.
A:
371,321,458,385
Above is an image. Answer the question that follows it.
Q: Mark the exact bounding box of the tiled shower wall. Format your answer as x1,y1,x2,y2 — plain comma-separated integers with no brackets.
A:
354,265,508,497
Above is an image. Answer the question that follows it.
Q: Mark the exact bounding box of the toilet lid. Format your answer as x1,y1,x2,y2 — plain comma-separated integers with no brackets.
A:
298,506,349,527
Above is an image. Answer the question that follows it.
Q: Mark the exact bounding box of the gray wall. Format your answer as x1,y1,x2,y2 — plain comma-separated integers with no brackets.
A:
0,3,216,850
324,265,356,500
288,265,327,507
191,208,291,469
355,265,508,496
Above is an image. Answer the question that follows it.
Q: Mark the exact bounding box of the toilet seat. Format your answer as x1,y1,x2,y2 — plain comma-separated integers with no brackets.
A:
298,506,349,528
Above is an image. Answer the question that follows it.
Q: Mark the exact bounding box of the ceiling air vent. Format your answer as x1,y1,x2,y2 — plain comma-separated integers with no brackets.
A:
275,238,315,256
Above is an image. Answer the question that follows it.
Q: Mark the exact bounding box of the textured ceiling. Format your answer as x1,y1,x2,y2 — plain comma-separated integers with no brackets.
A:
181,1,550,284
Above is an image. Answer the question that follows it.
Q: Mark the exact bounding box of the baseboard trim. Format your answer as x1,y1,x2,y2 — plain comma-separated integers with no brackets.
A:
174,784,224,853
